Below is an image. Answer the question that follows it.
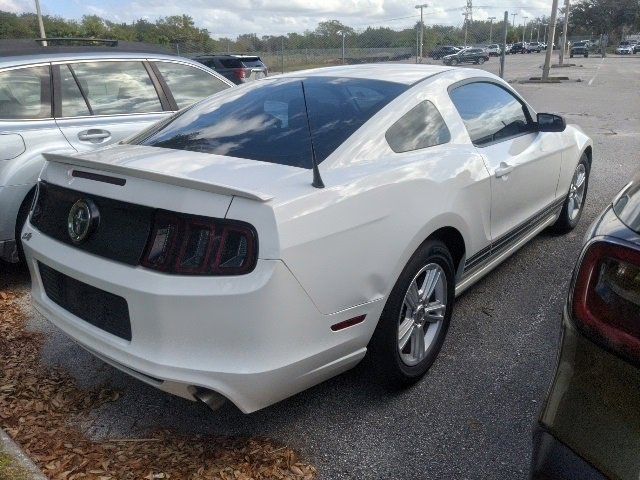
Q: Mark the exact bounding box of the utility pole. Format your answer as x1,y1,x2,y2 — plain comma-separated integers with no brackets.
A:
340,31,345,65
559,0,570,65
415,4,428,59
542,0,560,80
463,12,469,47
511,12,517,28
488,16,496,43
500,10,508,78
463,0,473,47
35,0,47,46
522,17,528,43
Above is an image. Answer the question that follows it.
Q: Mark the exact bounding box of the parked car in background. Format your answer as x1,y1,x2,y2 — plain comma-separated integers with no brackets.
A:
510,42,530,54
430,45,460,60
571,41,590,58
0,41,233,264
485,44,502,56
532,172,640,480
616,41,635,55
527,41,543,53
23,64,592,413
194,54,268,84
442,48,489,65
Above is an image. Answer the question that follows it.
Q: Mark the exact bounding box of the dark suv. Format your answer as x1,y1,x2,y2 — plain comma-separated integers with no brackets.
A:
442,48,489,65
194,54,268,84
570,41,590,58
510,42,530,54
430,45,460,60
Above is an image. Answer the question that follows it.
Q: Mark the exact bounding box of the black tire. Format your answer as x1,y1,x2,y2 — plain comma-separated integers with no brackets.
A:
451,59,458,65
369,240,455,388
584,53,589,58
551,154,590,234
570,54,574,58
478,57,486,64
15,189,35,263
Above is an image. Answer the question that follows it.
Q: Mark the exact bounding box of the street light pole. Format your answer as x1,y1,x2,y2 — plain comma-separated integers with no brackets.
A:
34,0,47,46
488,16,496,43
543,23,549,44
559,0,570,65
415,4,428,59
522,17,528,44
511,12,517,28
530,23,534,43
542,0,560,80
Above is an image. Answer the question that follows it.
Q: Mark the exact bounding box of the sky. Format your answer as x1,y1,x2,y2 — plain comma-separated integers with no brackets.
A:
1,0,553,38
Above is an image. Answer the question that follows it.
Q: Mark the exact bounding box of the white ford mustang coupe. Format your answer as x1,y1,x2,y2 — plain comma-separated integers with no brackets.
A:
23,64,592,413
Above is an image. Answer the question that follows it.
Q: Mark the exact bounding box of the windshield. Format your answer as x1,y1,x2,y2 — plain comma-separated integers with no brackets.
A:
134,77,407,168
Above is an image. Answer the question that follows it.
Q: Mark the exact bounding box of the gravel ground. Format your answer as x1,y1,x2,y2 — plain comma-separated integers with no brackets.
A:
2,53,639,479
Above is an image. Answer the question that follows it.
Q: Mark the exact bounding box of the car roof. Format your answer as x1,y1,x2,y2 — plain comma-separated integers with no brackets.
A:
0,47,204,70
194,54,260,59
276,63,455,85
0,41,194,68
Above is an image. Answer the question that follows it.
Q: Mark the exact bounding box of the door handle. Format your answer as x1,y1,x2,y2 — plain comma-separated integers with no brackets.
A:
495,162,514,178
78,129,111,142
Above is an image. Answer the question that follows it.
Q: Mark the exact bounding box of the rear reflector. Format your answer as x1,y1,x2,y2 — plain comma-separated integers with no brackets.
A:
331,315,366,332
572,241,640,364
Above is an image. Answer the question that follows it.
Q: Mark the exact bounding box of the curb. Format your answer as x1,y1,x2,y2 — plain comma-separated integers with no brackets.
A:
0,428,47,480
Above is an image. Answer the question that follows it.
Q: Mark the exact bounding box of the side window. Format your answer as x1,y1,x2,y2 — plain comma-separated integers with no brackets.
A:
450,82,533,146
154,62,229,109
0,65,50,119
386,101,451,153
59,65,90,117
67,61,162,115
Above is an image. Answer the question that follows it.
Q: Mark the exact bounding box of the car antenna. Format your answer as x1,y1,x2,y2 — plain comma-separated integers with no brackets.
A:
300,81,325,189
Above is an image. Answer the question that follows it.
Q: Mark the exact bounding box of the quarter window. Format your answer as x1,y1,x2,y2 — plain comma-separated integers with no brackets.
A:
65,61,162,115
154,62,229,109
386,101,451,153
450,82,532,146
0,65,51,119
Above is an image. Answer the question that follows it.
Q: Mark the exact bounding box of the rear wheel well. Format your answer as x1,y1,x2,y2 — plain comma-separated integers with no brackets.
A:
427,227,466,276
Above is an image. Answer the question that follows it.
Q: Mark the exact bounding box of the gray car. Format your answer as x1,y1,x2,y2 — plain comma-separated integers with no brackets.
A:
0,44,233,263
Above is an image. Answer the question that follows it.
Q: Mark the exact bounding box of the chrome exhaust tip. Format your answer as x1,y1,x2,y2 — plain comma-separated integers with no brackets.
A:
193,388,226,412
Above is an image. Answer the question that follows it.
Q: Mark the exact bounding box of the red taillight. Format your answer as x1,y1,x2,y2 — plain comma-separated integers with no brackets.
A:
234,68,250,80
572,241,640,364
141,210,258,276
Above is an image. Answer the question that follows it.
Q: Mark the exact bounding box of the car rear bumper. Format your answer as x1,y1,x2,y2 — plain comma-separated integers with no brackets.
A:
530,426,606,480
23,221,379,413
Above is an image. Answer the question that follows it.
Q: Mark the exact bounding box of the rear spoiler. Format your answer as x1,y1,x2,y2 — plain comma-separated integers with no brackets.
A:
43,153,273,202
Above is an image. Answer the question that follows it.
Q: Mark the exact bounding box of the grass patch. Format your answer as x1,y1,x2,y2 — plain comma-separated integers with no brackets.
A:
0,449,31,480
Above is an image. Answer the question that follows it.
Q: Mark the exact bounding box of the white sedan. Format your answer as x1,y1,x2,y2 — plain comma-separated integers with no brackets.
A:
23,64,592,413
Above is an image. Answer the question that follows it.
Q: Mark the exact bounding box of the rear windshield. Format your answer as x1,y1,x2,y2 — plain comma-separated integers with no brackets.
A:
240,58,265,68
219,58,243,68
135,77,407,168
613,173,640,234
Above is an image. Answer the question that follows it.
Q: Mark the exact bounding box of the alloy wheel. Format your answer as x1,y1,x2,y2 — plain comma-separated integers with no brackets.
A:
568,163,587,221
397,263,447,367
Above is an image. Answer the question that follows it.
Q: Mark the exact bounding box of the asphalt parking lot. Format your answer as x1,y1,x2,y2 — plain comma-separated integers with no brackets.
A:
2,53,640,479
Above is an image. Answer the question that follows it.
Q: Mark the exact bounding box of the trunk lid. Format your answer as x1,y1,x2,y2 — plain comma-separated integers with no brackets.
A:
43,144,307,203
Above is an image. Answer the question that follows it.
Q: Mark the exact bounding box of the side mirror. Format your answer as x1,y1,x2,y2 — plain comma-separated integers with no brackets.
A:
537,113,566,132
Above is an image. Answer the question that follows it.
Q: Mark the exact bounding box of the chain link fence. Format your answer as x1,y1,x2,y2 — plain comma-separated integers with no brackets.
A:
166,17,572,76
